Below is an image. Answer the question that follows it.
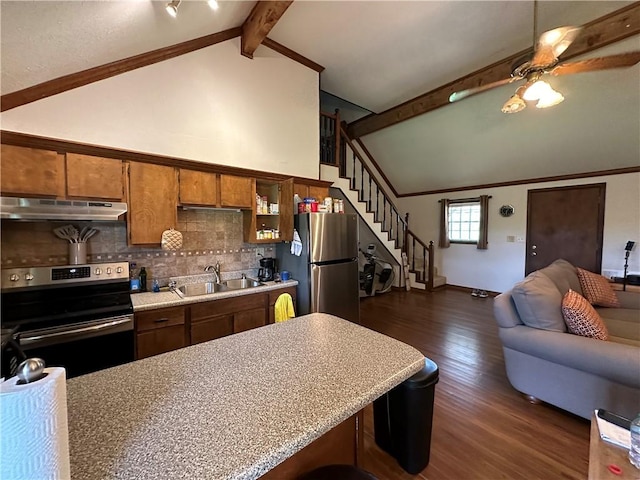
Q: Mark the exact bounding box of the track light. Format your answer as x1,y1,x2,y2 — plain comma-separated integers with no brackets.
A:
166,0,180,18
208,0,219,10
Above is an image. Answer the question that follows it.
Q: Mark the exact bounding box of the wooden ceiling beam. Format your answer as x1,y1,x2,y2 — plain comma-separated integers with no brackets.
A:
347,2,640,139
241,1,293,59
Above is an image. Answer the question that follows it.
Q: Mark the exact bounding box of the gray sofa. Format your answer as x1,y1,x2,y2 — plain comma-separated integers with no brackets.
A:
494,259,640,420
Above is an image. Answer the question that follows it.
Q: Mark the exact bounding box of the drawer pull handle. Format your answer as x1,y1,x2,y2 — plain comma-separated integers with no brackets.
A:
154,318,169,323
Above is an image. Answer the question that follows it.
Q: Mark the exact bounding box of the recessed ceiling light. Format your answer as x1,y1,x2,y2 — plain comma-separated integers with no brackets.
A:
208,0,219,11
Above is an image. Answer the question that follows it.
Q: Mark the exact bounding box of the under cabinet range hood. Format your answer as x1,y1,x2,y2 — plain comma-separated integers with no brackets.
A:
0,197,127,221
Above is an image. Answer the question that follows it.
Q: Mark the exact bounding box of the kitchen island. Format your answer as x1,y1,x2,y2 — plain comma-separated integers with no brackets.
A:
66,313,425,479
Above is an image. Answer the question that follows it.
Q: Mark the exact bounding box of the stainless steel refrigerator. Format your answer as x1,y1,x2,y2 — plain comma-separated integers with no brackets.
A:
276,213,360,323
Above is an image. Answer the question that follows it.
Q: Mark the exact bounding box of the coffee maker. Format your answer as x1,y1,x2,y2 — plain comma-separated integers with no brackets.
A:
258,257,276,282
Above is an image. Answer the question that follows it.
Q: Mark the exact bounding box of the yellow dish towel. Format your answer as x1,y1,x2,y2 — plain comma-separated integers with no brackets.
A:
274,293,295,323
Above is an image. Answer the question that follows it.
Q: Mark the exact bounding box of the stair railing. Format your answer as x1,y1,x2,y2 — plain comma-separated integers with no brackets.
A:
340,126,407,251
404,213,434,291
320,111,435,290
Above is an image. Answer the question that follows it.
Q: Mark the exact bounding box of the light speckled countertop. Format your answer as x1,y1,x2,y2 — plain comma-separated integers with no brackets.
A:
66,313,424,480
131,279,299,312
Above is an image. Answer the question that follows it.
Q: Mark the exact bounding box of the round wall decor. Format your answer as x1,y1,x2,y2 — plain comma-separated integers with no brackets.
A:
499,204,515,217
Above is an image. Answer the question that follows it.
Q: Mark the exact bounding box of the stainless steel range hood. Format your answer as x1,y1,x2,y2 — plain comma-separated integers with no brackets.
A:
0,197,127,221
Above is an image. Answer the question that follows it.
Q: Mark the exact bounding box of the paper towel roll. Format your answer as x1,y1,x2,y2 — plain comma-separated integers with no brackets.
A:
0,367,71,480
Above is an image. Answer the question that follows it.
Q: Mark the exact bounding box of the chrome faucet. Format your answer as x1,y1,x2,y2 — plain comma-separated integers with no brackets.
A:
205,261,221,284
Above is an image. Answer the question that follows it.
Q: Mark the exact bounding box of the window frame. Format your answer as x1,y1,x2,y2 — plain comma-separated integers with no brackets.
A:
446,199,481,245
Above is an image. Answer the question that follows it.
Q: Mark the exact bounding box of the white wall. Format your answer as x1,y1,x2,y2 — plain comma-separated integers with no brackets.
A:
0,39,319,179
399,173,640,293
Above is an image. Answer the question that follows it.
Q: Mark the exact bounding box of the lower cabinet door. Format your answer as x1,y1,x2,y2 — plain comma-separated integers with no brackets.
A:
234,308,267,333
191,314,234,345
136,324,186,359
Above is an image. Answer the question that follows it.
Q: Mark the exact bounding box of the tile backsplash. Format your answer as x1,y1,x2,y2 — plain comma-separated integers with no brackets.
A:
1,209,276,287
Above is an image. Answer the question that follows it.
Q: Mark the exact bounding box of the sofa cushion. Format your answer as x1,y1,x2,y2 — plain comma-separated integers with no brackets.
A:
562,290,609,340
599,308,640,343
540,259,582,295
512,271,566,332
577,267,620,307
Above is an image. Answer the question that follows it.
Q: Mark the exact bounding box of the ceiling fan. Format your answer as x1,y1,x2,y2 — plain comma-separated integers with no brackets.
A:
448,4,640,113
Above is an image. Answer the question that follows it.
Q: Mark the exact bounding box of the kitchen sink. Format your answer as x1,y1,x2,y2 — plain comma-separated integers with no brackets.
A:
223,278,264,290
176,282,228,297
174,278,264,297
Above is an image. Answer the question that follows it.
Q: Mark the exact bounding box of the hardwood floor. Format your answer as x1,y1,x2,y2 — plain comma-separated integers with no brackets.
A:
358,288,590,480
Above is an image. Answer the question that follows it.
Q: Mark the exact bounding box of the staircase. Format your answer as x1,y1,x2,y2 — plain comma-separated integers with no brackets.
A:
319,111,445,291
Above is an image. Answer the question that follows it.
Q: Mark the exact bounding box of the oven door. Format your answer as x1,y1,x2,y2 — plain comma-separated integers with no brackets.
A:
19,314,134,378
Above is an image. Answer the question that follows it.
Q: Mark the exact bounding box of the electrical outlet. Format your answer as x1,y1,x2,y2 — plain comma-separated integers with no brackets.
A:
506,235,515,242
255,247,265,257
515,236,525,243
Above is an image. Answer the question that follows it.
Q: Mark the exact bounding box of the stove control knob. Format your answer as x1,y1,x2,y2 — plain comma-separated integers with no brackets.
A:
25,273,34,281
116,267,123,274
10,274,20,282
94,268,102,275
106,267,112,275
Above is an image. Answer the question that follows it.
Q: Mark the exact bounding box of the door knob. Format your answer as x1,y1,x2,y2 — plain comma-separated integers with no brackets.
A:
531,252,537,256
532,245,537,250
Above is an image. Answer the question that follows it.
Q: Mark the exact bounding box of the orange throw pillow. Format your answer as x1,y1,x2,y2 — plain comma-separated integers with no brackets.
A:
561,290,609,340
576,267,620,308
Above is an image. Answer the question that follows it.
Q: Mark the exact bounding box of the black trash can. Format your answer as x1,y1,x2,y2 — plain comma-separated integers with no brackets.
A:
373,358,439,474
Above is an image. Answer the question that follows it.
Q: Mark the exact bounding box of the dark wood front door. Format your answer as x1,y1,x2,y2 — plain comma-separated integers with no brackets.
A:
525,183,606,275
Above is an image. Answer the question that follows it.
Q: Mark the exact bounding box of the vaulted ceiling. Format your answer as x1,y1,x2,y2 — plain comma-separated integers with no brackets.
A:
2,1,639,195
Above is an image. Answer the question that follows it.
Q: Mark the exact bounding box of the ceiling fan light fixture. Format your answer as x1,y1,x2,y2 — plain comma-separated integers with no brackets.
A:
536,90,564,109
522,80,552,101
501,93,527,114
165,0,180,17
208,0,219,10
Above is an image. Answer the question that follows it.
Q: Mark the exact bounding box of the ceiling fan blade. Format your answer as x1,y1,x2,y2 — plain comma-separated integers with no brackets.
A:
551,52,640,76
530,26,582,69
449,77,518,103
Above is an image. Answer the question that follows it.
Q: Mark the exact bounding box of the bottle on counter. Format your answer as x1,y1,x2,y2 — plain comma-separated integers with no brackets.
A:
630,413,640,468
152,279,160,293
139,267,147,292
129,262,140,293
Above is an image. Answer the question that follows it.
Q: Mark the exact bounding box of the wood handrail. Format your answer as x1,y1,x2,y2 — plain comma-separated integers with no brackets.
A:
320,110,339,120
339,125,406,228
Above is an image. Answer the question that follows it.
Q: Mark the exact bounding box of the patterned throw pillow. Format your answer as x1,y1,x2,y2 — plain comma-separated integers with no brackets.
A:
561,289,609,340
576,268,620,307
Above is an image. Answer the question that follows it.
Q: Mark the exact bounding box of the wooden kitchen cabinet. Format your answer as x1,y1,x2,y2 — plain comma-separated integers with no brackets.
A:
293,183,330,202
268,286,297,324
179,169,217,206
190,292,267,342
1,145,65,197
220,174,254,208
135,306,187,359
243,178,294,243
127,162,178,245
66,153,125,201
234,307,267,333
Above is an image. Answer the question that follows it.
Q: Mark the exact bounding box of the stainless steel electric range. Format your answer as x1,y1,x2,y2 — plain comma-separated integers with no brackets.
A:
1,262,134,378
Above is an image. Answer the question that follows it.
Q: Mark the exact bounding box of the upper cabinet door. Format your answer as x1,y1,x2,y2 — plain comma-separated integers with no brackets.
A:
279,178,294,242
220,174,254,208
128,162,178,245
179,169,218,206
1,145,65,198
308,186,330,202
66,153,124,201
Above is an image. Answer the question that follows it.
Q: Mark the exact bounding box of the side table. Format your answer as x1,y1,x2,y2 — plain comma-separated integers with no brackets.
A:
589,413,638,479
